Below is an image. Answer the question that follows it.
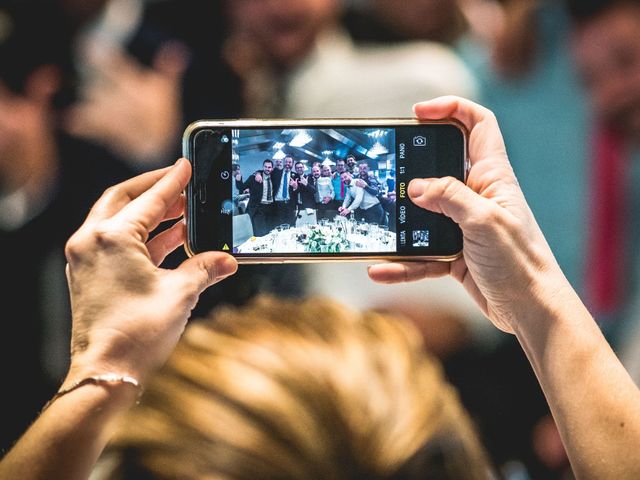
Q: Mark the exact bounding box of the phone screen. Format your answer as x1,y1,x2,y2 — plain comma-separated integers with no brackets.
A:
186,122,466,260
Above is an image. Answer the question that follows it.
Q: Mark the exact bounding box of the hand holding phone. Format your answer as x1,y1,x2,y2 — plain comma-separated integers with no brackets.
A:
367,97,550,332
184,118,468,263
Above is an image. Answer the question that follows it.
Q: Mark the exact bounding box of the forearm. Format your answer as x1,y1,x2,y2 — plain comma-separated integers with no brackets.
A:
349,192,363,211
236,178,251,191
0,378,138,480
514,270,640,479
364,184,378,196
0,159,236,480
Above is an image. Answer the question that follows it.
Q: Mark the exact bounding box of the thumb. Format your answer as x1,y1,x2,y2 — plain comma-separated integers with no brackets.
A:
172,253,238,301
408,177,496,227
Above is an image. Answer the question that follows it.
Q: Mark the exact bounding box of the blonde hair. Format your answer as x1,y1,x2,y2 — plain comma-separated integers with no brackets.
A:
97,296,491,479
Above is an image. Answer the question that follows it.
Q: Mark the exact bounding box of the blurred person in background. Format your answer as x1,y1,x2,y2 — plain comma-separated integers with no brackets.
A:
343,0,469,45
224,0,477,117
63,0,242,170
568,0,640,144
0,0,134,453
342,0,505,60
566,0,640,397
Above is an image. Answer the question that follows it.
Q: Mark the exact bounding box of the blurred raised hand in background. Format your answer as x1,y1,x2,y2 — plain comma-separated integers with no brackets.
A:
65,41,188,170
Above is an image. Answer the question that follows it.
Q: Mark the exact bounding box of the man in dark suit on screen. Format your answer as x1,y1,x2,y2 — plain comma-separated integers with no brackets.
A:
291,161,317,226
272,155,297,227
235,159,278,237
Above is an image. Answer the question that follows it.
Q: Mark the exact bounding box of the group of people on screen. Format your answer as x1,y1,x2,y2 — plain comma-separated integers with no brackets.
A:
234,154,396,237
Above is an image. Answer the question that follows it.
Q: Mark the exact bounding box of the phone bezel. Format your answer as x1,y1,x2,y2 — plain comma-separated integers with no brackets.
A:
183,118,469,263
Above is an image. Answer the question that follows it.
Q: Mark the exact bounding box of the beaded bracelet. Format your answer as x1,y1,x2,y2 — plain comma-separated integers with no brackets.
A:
41,374,142,412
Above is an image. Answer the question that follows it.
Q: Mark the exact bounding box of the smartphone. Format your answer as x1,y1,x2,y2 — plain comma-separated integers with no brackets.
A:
184,119,468,263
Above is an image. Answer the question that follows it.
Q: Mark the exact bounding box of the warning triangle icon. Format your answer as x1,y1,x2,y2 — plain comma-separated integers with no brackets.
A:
222,244,230,251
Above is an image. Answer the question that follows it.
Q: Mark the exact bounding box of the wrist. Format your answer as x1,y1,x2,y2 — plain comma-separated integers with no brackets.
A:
68,338,154,386
46,373,141,414
509,262,591,341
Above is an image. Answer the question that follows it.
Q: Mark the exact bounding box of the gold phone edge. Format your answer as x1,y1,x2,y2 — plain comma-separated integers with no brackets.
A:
182,118,469,263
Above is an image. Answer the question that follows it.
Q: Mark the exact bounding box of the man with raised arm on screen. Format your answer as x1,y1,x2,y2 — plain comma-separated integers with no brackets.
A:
339,171,384,224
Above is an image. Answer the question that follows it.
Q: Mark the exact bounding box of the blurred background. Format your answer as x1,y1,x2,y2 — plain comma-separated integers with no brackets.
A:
3,0,640,478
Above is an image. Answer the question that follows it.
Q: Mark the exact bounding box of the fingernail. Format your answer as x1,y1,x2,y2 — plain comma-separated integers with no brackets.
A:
174,157,185,166
408,179,429,198
217,256,238,278
412,101,429,110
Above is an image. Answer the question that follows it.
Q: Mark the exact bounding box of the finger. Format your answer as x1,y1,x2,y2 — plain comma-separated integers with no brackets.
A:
408,177,497,226
64,104,102,140
64,100,124,145
164,194,186,222
87,44,144,89
413,96,508,167
116,158,192,238
153,41,190,80
413,96,493,131
368,261,451,284
172,252,238,303
84,165,175,225
147,220,185,266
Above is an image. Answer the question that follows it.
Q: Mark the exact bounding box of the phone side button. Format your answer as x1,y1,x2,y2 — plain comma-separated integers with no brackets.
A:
198,183,207,204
